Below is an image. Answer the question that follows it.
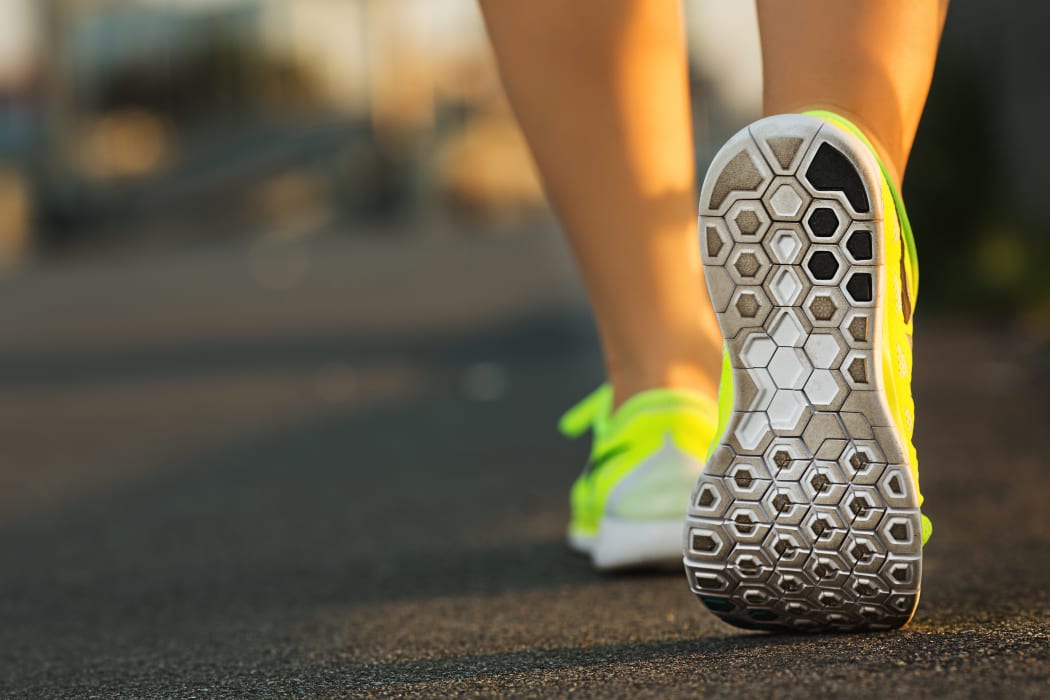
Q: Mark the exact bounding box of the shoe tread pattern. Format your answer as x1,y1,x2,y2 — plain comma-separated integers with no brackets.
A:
685,115,922,632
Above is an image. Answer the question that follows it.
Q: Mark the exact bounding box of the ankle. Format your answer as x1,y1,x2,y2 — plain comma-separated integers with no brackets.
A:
609,362,719,411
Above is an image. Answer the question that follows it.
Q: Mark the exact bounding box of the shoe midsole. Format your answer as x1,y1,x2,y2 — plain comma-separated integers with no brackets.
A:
591,516,684,570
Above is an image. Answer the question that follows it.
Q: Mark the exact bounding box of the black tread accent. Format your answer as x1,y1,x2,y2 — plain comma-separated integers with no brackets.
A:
805,143,870,213
807,251,840,281
807,207,839,238
847,230,874,260
846,273,873,302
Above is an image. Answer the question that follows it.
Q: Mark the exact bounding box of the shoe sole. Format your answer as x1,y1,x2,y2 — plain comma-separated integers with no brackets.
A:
684,114,923,632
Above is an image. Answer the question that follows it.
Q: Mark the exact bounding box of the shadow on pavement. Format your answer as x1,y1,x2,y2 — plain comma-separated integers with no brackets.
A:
343,617,1050,694
350,635,803,687
0,310,609,621
0,267,1047,696
0,310,597,393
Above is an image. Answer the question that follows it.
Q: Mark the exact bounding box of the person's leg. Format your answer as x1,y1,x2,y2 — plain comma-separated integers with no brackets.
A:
685,2,947,629
758,0,950,187
478,0,721,408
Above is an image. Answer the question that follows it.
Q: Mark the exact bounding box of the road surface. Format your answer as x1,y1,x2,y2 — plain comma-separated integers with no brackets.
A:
0,228,1047,697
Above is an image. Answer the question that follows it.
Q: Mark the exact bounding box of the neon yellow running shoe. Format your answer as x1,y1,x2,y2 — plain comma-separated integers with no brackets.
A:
560,385,718,570
685,112,930,631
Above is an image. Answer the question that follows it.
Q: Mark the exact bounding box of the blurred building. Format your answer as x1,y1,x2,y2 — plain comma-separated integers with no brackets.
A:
0,0,552,262
0,1,1045,317
0,1,769,259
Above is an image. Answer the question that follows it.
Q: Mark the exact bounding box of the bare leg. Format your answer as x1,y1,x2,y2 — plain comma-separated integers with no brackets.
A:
479,0,722,408
758,0,949,187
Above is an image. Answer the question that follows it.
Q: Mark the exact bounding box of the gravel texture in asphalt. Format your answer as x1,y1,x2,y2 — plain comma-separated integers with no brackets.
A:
0,231,1047,697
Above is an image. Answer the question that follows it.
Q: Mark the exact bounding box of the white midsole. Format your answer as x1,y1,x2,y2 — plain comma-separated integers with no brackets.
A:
589,516,685,571
567,529,595,555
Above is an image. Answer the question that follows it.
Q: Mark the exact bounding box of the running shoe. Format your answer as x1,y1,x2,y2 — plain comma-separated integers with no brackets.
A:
684,112,931,631
561,385,718,570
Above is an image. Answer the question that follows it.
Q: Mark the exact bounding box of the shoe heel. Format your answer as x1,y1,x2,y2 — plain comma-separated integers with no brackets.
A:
685,114,923,632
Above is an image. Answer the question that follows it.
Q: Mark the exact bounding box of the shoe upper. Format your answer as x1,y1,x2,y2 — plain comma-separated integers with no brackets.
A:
560,387,718,539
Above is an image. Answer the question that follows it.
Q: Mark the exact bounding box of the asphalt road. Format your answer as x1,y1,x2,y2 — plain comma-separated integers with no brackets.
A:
0,229,1047,698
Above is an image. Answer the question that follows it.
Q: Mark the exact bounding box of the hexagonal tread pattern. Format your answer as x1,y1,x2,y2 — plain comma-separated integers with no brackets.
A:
689,114,921,633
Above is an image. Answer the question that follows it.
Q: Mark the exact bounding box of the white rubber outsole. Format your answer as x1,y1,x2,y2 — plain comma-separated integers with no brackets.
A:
683,115,923,632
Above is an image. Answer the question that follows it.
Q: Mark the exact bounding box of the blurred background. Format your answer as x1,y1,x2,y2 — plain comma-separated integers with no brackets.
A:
0,0,1046,315
1,3,1049,694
